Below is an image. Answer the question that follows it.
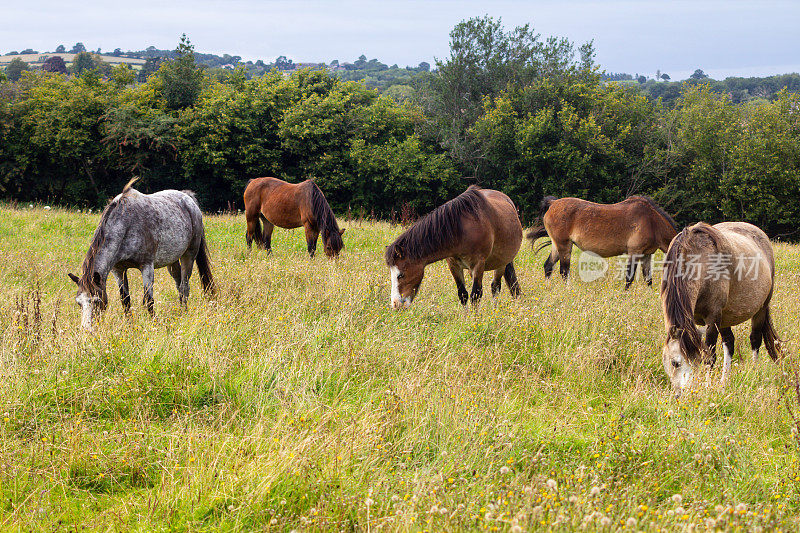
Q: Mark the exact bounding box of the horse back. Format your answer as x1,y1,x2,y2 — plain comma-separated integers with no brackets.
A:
244,177,304,229
544,197,671,256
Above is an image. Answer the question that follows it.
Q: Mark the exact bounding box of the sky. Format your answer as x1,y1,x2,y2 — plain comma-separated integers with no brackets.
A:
3,0,800,80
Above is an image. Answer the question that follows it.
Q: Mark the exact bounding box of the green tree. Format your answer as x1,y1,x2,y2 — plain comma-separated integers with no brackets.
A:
70,52,96,75
5,57,29,81
55,44,66,53
70,42,87,54
158,35,204,110
690,69,708,80
422,15,593,174
110,64,135,87
138,57,161,82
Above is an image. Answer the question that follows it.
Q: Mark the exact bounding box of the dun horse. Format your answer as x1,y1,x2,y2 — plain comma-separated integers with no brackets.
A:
244,177,344,258
528,196,678,288
68,178,215,331
385,186,522,308
660,222,781,395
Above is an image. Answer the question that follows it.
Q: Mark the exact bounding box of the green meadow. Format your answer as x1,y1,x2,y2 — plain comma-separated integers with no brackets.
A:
1,206,800,531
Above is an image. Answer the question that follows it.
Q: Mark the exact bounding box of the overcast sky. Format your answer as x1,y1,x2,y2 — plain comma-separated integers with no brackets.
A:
3,0,799,80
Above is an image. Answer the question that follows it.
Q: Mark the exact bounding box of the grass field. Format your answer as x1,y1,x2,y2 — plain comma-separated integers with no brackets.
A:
2,206,800,531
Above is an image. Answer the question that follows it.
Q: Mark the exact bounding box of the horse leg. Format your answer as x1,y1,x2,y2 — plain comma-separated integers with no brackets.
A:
624,254,639,289
304,224,319,258
556,242,573,280
503,262,521,298
261,216,274,253
749,307,767,361
543,249,558,279
705,323,719,368
469,261,486,306
168,262,182,293
178,254,194,308
641,254,653,286
141,263,155,316
719,327,735,386
490,269,503,297
447,258,469,306
113,268,131,314
245,208,262,249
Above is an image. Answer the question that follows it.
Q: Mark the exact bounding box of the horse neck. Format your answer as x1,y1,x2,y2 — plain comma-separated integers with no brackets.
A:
82,221,125,289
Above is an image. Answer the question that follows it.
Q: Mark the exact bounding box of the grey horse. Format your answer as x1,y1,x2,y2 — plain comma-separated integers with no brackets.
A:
68,178,215,331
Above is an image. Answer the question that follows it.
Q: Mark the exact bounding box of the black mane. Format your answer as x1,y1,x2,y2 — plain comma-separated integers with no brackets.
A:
79,198,120,292
633,195,679,232
386,186,488,264
307,180,343,251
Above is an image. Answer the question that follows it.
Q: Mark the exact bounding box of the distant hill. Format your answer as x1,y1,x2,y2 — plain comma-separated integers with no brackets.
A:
0,53,145,68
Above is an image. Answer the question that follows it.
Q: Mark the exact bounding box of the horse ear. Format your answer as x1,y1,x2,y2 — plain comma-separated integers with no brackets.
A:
68,273,80,285
393,245,403,260
668,325,683,339
339,228,345,236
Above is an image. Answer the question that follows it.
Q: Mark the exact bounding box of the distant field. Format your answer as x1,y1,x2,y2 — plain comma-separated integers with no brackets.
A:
1,206,800,531
0,53,145,66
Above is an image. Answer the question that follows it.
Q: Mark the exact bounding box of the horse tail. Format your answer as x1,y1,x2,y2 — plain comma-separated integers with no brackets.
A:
762,306,782,360
526,226,551,254
122,176,140,194
308,180,343,253
540,195,557,218
196,233,215,295
526,195,557,254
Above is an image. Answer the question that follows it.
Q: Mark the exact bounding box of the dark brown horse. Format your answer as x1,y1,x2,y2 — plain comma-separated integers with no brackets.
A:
244,177,344,258
385,186,522,308
660,222,781,395
527,196,678,288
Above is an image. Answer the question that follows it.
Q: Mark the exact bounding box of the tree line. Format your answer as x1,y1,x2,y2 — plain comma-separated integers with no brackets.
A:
2,21,800,237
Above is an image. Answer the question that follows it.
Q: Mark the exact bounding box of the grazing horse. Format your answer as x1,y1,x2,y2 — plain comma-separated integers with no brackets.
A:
527,196,678,288
385,186,522,308
660,222,781,395
244,177,344,258
68,178,214,331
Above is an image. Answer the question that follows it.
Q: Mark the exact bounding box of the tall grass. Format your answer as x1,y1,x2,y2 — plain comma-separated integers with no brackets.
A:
1,206,799,531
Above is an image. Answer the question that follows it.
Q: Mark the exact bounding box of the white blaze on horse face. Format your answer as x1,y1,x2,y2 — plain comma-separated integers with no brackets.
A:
390,266,406,309
663,338,693,395
76,291,94,331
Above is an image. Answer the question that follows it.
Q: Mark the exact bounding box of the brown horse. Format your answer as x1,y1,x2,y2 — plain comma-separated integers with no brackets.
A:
527,196,678,288
385,186,522,308
660,222,781,395
244,177,344,258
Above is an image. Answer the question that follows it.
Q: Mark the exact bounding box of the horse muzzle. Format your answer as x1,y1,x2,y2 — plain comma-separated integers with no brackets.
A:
391,298,412,310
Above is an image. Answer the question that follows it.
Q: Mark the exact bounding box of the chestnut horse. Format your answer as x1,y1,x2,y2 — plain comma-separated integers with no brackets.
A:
244,177,344,258
660,222,781,395
385,186,522,308
527,196,678,288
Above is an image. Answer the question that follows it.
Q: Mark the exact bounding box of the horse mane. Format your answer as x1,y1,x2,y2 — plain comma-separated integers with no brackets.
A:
632,195,679,232
661,223,721,363
307,180,342,250
79,177,138,292
386,186,488,265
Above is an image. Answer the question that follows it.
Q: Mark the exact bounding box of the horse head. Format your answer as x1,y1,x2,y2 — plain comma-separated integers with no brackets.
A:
69,271,108,331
